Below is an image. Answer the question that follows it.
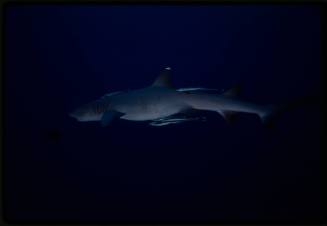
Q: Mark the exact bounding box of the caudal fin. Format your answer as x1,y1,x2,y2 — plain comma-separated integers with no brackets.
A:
259,105,281,128
258,95,320,128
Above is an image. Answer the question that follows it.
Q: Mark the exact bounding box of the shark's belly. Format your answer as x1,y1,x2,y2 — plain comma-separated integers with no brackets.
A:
110,87,189,121
116,95,186,121
120,102,185,121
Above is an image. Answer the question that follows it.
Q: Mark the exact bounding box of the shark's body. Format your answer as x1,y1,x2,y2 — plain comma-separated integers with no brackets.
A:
70,67,276,127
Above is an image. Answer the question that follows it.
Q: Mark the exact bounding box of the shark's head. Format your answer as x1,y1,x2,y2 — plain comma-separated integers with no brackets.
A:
69,100,108,122
69,91,124,122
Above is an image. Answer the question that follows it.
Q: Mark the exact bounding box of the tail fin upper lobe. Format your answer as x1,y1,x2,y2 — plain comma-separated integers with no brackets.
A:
259,105,282,128
259,95,320,128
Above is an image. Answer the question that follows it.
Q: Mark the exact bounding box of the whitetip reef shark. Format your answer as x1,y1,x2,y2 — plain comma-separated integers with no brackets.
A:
70,67,281,127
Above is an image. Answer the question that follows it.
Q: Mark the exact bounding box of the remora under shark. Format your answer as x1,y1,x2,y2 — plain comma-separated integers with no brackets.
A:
70,67,277,127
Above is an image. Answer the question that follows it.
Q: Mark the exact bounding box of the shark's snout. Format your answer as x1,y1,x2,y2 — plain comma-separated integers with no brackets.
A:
69,108,85,121
69,111,77,118
69,104,103,122
69,110,79,120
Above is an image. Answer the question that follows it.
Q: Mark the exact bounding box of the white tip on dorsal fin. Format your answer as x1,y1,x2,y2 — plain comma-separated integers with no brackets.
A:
151,67,173,88
223,84,241,97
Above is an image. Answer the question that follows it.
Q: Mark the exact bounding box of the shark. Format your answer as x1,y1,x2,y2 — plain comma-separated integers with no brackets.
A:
69,67,279,127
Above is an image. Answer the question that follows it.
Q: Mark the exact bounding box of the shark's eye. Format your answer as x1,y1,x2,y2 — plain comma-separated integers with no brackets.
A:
94,101,103,114
98,103,102,114
96,103,100,114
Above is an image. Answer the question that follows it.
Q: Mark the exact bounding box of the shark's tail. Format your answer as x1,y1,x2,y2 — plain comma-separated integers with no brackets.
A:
259,95,320,128
258,105,282,128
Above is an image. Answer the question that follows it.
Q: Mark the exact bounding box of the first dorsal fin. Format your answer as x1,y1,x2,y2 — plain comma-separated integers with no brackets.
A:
151,67,173,88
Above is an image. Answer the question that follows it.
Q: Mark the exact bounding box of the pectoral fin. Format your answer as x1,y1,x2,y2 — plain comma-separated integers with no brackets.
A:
101,110,124,127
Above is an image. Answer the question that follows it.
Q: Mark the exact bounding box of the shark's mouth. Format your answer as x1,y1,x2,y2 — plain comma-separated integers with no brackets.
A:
149,115,206,127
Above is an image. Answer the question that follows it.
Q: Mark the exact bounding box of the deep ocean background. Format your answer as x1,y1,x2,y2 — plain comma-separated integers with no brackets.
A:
4,4,322,223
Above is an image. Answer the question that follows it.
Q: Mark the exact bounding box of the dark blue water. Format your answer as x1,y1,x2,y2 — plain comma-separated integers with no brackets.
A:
4,4,322,223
